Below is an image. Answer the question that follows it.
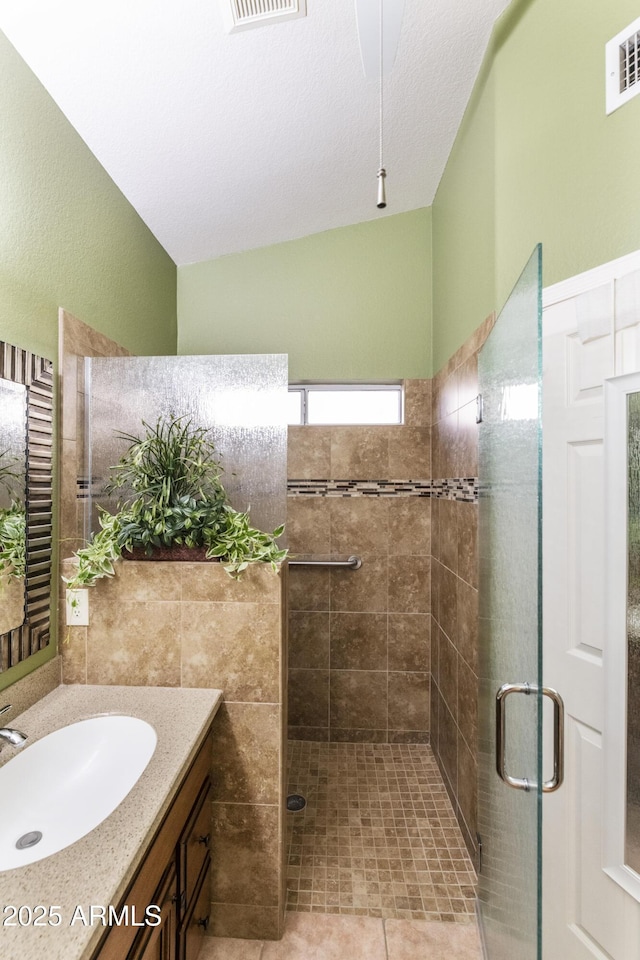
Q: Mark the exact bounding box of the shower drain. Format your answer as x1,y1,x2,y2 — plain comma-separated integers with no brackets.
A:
286,794,306,812
15,831,42,850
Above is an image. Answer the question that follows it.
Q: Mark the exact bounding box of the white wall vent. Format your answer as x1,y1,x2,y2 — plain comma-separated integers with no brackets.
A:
606,15,640,114
221,0,307,34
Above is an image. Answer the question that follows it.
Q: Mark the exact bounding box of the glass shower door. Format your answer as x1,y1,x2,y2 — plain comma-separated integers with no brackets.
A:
477,245,543,960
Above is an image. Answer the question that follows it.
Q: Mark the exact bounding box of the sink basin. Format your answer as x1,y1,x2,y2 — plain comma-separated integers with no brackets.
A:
0,715,157,871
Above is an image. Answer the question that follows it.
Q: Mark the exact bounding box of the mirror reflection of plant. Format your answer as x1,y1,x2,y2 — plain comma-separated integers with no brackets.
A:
0,500,26,581
0,448,23,503
64,416,287,590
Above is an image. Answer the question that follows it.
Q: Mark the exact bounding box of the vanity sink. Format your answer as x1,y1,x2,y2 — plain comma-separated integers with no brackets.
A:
0,715,157,871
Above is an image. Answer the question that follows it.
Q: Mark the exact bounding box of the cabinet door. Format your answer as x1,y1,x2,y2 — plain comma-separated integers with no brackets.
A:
180,863,211,960
129,862,178,960
179,779,211,917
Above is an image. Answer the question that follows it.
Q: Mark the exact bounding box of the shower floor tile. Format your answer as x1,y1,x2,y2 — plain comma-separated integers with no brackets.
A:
286,741,476,923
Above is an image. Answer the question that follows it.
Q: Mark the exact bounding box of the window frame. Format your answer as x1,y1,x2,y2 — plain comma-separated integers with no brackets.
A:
288,382,404,426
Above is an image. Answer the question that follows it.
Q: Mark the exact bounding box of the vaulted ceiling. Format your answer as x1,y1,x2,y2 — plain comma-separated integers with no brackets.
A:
0,0,511,264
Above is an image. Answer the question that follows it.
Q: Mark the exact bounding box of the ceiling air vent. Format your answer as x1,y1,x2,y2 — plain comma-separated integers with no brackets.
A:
606,15,640,114
221,0,307,33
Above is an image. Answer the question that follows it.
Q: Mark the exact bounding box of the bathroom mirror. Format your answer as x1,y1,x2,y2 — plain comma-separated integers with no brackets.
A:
0,378,27,635
0,341,53,671
604,371,640,899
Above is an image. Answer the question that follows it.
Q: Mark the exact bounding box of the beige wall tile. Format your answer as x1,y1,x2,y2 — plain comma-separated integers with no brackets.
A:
438,501,458,574
61,626,87,684
430,679,441,754
330,557,388,613
439,414,458,479
439,698,458,797
438,631,458,717
182,562,283,604
86,601,181,686
388,498,431,556
329,497,389,555
456,401,478,478
288,567,330,612
211,802,280,906
330,427,389,480
329,670,387,730
456,581,478,674
431,419,444,480
403,379,432,428
388,556,430,614
388,672,429,731
457,355,478,409
457,658,478,755
286,498,331,555
181,602,281,701
388,614,430,672
211,702,281,805
388,730,429,743
95,560,182,603
329,612,387,671
329,727,387,742
287,426,331,479
288,725,329,741
439,566,458,643
457,503,478,589
388,426,431,479
289,611,330,669
457,734,478,858
288,669,329,728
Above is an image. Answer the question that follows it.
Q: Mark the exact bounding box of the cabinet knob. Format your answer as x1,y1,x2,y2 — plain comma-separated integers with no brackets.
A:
196,915,210,931
197,833,211,846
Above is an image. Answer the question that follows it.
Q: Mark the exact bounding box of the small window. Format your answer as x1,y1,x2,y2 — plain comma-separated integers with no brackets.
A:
288,384,403,426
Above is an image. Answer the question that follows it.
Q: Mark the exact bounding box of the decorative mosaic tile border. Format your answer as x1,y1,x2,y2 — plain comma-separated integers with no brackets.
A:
287,478,478,502
77,477,479,503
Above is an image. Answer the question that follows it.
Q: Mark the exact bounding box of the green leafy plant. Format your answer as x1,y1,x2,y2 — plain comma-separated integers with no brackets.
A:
64,416,287,590
0,449,26,582
0,501,26,581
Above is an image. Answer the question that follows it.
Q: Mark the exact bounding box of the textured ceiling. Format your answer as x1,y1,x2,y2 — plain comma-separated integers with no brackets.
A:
0,0,511,265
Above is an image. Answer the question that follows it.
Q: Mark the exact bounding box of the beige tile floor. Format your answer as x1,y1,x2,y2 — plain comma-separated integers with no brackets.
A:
285,741,476,921
200,913,483,960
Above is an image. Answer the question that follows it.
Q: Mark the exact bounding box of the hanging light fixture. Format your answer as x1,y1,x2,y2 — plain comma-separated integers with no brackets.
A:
376,0,386,209
355,0,405,210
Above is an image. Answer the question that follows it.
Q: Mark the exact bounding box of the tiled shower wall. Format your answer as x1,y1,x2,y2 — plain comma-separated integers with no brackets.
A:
430,314,494,863
287,380,432,743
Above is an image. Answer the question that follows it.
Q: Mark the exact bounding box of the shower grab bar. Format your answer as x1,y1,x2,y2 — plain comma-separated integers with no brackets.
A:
288,555,362,570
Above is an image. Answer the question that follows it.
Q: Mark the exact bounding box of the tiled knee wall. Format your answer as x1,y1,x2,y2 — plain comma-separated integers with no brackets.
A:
430,314,494,865
286,380,432,744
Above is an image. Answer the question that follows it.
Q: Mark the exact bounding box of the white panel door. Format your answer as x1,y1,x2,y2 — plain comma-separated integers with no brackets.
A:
542,254,640,959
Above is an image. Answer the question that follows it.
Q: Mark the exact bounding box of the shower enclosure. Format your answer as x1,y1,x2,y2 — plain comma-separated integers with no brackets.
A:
477,245,545,960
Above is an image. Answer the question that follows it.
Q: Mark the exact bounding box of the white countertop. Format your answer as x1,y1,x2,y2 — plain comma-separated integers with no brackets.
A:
0,684,222,960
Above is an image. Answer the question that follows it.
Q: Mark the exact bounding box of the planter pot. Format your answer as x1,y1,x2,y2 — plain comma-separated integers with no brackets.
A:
122,545,219,562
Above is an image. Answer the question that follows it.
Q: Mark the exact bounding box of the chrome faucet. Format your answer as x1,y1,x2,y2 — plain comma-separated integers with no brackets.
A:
0,705,27,749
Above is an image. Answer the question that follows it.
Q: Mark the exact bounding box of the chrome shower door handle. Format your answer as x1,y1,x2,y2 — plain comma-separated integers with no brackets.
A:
495,683,565,793
496,682,533,791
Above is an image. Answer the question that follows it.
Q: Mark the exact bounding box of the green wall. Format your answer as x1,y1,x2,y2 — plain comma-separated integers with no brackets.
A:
178,209,432,381
0,32,177,689
0,30,177,362
433,0,640,372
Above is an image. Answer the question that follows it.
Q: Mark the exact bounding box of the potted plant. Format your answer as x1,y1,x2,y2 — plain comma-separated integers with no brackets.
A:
63,416,287,590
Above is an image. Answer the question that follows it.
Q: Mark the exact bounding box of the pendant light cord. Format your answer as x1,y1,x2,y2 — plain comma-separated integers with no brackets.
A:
379,0,384,171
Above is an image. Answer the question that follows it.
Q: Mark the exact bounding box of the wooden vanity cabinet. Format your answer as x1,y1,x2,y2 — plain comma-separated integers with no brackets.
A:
93,731,213,960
